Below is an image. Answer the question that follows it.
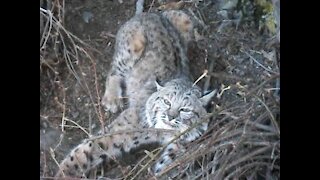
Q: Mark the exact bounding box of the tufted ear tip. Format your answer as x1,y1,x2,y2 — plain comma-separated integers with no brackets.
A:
155,80,164,91
200,89,217,106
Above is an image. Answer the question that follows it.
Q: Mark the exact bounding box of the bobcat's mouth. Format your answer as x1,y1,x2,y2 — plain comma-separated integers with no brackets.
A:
163,119,178,128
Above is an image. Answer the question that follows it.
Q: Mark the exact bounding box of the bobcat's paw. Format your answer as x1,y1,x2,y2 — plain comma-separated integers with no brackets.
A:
152,143,181,176
101,93,123,114
102,75,123,114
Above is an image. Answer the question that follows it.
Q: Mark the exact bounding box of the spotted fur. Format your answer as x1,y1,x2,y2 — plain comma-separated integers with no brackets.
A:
55,10,216,179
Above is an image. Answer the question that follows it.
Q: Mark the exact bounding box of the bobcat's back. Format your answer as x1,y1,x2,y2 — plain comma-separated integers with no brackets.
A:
109,10,194,107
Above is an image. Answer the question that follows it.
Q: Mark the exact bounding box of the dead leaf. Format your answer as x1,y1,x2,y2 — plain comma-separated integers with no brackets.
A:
158,1,185,10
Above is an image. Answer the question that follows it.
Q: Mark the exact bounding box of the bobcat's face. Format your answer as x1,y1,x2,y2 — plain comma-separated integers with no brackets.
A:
144,79,216,142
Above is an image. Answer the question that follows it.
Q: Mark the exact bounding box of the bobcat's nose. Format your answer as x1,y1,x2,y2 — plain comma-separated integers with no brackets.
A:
167,110,178,121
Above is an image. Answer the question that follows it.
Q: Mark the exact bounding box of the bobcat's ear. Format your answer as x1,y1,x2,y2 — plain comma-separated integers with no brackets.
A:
155,80,164,91
200,89,217,106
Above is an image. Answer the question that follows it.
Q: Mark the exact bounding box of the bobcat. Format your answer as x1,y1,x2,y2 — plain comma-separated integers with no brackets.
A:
55,10,216,179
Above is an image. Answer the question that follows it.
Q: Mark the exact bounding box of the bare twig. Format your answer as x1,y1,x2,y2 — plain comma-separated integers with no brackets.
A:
193,69,208,86
50,147,65,177
188,8,207,28
254,95,280,135
224,161,279,179
77,47,106,134
40,8,53,50
242,50,278,75
225,146,271,171
63,118,91,137
203,58,214,92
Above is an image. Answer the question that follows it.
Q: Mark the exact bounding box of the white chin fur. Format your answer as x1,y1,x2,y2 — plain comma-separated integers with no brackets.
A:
154,120,174,130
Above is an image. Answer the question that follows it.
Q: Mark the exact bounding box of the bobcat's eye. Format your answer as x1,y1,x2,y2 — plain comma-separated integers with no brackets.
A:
180,107,191,112
163,99,171,106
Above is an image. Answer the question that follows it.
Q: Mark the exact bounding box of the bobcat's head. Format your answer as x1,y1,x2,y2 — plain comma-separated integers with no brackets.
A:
144,78,216,142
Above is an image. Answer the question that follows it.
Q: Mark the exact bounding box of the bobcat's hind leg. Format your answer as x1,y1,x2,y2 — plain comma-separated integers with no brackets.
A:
102,20,146,114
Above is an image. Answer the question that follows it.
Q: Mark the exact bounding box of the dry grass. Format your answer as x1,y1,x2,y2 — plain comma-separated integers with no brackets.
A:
40,0,105,132
155,77,280,179
117,74,280,179
40,0,280,179
40,0,106,177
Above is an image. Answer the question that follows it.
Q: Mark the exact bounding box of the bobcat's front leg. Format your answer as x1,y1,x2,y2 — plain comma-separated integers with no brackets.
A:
153,143,185,175
101,73,123,114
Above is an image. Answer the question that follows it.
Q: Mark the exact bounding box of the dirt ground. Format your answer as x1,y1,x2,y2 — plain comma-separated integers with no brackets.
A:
40,0,280,179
